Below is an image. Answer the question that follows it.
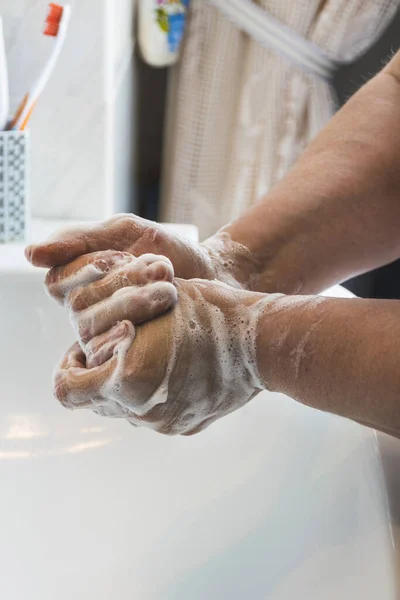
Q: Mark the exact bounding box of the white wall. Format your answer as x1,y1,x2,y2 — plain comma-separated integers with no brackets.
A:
1,0,136,220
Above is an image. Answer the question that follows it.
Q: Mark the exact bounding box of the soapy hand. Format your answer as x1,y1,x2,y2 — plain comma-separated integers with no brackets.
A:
25,214,257,291
50,250,269,435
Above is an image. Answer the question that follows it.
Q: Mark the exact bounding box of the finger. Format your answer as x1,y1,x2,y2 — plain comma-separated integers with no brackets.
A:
53,333,133,410
54,347,110,410
25,214,149,268
46,250,134,304
68,254,174,312
85,321,136,369
75,281,177,343
60,342,86,369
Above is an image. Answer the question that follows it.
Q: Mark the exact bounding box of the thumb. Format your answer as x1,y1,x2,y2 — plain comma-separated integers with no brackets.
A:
25,215,144,268
54,322,135,410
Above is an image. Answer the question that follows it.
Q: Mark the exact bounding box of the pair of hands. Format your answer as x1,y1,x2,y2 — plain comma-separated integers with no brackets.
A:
26,215,269,435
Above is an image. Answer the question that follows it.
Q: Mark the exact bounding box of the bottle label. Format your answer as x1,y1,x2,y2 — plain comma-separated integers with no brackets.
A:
155,0,190,54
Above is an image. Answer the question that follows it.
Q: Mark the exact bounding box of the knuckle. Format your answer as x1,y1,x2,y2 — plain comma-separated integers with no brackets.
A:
53,375,72,409
84,337,96,359
118,214,135,226
142,227,165,251
85,352,100,370
68,287,85,313
118,215,140,237
77,318,91,345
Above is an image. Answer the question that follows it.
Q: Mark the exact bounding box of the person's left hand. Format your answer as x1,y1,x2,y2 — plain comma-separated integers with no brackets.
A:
25,214,259,292
50,250,269,435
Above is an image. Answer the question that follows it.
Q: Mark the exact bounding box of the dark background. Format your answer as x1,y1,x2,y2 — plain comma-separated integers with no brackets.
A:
134,8,400,299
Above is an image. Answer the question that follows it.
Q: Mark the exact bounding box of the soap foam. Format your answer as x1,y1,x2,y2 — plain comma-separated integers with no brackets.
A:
71,281,177,344
58,244,274,435
48,252,132,304
87,278,272,435
203,230,259,290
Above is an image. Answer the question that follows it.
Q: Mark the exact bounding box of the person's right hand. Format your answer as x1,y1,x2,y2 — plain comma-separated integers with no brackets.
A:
49,249,270,436
25,214,258,291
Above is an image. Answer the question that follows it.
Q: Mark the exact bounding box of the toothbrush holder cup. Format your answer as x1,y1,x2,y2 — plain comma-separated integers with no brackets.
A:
0,130,29,243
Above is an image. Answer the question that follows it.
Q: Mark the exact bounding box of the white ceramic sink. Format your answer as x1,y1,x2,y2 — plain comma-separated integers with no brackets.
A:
0,222,399,599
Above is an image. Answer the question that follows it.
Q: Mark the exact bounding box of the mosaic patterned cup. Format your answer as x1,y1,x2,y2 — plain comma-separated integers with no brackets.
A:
0,131,29,243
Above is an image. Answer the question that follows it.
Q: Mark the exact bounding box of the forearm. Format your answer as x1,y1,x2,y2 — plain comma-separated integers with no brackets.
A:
257,295,400,438
215,52,400,295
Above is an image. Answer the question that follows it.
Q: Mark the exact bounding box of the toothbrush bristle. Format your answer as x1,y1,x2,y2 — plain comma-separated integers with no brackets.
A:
44,3,64,37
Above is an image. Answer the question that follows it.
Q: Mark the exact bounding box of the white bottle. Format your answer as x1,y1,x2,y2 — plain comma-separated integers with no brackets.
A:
138,0,189,67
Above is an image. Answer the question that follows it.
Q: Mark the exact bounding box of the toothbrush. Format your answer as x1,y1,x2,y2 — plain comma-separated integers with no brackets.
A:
0,16,9,131
12,3,71,131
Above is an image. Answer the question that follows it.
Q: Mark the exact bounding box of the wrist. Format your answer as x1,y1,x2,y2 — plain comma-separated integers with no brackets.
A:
253,294,286,392
228,290,285,393
255,293,327,394
202,231,264,291
254,294,305,393
203,229,306,295
229,289,275,394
